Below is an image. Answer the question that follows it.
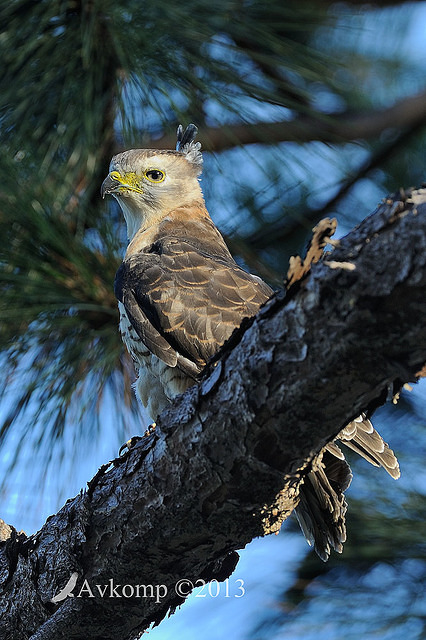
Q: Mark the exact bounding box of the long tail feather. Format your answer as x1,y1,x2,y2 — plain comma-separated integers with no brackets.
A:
295,415,399,560
338,414,400,479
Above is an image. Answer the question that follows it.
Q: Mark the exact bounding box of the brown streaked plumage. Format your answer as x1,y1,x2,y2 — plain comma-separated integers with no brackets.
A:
102,124,399,561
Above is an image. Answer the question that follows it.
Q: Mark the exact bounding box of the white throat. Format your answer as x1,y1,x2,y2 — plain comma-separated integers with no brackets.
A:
115,197,145,241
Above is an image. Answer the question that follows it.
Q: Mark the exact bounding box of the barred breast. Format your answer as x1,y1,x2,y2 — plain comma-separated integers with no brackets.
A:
118,301,193,420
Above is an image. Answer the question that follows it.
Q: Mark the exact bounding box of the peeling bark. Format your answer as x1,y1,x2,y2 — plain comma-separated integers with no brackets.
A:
0,189,425,640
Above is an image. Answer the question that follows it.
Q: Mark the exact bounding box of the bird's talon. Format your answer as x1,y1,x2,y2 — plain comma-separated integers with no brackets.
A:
118,424,156,456
119,436,142,456
144,422,156,437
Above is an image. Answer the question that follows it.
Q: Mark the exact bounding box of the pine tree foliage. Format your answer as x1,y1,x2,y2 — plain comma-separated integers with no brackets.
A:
0,0,344,471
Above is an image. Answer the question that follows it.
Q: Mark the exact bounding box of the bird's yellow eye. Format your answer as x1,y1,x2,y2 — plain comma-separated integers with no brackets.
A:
144,169,165,183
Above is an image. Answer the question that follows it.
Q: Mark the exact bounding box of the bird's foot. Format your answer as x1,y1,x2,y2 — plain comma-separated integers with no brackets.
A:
118,423,157,455
144,422,157,437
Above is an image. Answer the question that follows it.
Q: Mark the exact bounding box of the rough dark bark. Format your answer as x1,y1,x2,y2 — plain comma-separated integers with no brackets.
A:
1,189,425,640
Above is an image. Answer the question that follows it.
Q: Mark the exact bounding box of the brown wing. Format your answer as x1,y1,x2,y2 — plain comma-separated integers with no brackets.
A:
115,235,273,378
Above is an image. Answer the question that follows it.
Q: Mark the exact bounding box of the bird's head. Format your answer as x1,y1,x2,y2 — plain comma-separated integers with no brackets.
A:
101,124,204,240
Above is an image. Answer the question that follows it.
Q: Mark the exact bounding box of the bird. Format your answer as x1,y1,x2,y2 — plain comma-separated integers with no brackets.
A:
51,572,78,603
101,124,400,561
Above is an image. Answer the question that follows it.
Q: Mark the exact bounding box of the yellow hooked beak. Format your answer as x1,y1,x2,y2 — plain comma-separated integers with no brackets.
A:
101,171,144,198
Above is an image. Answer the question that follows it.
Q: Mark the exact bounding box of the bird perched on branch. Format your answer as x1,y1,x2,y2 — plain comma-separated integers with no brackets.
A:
101,124,399,561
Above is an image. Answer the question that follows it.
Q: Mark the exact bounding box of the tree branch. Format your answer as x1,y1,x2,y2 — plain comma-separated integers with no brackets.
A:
317,0,424,5
246,118,426,255
1,189,425,640
142,90,426,152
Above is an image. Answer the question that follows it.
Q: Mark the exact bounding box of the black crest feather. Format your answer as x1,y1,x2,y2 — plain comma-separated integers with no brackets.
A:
176,123,198,151
175,123,203,169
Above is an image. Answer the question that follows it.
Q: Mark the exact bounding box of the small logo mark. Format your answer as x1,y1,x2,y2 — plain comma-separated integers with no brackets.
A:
51,572,79,603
